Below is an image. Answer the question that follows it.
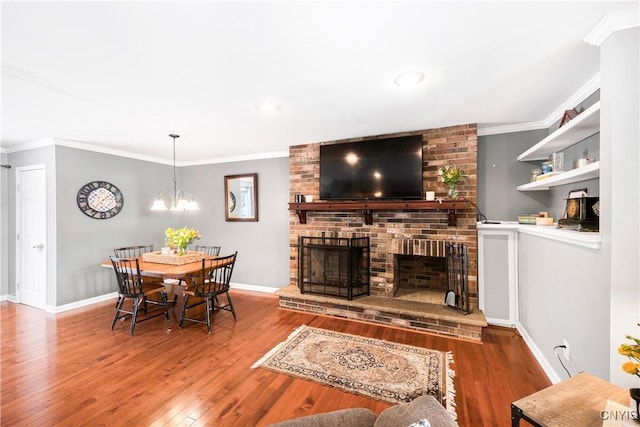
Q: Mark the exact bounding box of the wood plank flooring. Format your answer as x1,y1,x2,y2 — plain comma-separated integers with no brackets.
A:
0,290,551,426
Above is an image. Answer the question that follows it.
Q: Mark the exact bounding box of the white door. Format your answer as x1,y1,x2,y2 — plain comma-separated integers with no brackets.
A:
17,165,47,309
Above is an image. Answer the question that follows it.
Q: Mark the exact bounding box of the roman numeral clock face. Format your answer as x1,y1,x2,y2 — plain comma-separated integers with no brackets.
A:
77,181,124,219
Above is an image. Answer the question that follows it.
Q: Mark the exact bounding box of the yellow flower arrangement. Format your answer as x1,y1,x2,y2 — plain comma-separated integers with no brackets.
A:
618,324,640,378
439,166,467,187
439,166,467,199
165,227,201,255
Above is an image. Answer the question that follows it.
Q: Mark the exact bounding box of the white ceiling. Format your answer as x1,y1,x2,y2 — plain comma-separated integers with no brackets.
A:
1,1,637,164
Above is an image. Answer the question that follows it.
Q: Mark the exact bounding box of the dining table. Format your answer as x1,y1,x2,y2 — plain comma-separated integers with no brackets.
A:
101,252,218,290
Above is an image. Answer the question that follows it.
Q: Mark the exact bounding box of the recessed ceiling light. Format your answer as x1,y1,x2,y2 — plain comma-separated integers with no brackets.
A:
257,101,281,112
394,70,425,87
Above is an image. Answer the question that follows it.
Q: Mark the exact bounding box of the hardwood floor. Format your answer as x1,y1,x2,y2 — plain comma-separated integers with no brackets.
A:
0,290,551,426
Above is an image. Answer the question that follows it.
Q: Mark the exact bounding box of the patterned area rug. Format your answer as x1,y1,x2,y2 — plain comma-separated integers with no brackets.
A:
252,325,456,418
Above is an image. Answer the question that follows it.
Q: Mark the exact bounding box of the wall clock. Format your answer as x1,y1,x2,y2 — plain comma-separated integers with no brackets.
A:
77,181,124,219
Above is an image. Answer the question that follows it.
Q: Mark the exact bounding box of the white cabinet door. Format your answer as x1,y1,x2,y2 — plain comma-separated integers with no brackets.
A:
478,229,517,326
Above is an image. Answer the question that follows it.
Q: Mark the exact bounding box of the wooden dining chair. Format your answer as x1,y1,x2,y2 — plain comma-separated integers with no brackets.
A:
110,256,169,335
195,245,221,257
113,244,154,258
113,244,165,299
179,252,237,334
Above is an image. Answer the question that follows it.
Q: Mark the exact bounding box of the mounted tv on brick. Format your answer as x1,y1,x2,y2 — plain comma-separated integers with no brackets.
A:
319,135,423,200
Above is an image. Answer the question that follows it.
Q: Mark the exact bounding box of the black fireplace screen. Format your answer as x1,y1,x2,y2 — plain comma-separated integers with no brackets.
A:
298,236,370,300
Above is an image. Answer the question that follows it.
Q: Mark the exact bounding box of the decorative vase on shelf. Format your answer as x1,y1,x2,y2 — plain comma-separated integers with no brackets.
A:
447,184,459,200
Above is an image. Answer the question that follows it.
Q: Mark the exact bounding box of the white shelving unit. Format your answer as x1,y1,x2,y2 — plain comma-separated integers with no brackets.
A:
517,101,600,162
517,161,600,191
517,100,600,191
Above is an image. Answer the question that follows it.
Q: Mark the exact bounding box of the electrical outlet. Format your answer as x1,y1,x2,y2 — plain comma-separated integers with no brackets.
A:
562,339,570,360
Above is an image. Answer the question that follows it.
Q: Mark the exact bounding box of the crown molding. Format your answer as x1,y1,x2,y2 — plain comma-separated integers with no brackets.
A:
3,136,288,165
479,73,600,137
584,7,640,46
52,137,172,165
541,73,601,128
180,150,289,166
477,121,548,137
2,137,55,153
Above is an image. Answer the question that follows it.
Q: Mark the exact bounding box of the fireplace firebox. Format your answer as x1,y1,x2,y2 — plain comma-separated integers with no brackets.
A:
392,240,470,314
298,235,370,300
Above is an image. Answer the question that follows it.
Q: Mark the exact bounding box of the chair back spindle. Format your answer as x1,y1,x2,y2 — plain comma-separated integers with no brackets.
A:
195,245,222,257
114,245,154,258
110,256,145,297
189,252,236,296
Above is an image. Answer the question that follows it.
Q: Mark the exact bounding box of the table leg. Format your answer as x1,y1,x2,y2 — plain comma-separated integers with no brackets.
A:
511,403,542,427
511,403,522,427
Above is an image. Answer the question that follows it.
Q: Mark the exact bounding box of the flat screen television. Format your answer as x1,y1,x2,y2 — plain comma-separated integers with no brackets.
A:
319,135,423,200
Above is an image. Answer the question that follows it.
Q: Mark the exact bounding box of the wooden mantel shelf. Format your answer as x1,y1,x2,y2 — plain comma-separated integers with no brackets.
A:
288,199,469,226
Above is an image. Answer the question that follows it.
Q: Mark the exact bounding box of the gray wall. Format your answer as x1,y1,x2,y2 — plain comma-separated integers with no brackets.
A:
478,129,550,221
518,233,609,380
54,146,176,305
179,157,290,289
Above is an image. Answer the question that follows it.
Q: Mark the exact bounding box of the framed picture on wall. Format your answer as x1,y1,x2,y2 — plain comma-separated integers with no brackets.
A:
224,173,258,222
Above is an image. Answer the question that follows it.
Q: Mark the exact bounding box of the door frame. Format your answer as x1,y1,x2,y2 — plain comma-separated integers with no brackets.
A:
15,164,48,309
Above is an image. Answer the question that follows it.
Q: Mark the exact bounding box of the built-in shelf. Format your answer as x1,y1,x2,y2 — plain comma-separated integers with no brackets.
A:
517,101,600,162
517,161,600,191
288,199,469,226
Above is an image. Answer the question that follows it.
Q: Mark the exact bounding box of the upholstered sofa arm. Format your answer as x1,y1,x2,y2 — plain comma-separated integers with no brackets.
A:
267,395,457,427
374,395,457,427
267,407,377,427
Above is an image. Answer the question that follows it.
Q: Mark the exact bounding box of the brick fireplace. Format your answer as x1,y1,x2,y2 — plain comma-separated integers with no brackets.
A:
288,124,478,311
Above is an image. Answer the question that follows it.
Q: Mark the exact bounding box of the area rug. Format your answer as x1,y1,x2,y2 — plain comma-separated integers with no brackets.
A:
252,325,456,418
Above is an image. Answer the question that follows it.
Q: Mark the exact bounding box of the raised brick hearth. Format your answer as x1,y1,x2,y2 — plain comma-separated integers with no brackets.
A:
276,285,486,342
282,124,486,340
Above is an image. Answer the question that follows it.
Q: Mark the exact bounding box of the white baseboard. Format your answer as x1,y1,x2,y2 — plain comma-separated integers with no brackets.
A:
48,292,119,313
486,317,516,328
230,282,279,293
0,294,17,303
516,321,561,384
1,284,280,313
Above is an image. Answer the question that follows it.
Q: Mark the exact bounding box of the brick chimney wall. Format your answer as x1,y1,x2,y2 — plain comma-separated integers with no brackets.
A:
289,124,478,309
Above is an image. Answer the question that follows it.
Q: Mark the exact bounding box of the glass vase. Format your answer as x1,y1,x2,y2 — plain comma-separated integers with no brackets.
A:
178,245,188,256
447,184,459,200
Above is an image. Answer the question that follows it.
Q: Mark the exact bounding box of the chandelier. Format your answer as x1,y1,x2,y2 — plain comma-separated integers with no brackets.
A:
150,134,199,211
